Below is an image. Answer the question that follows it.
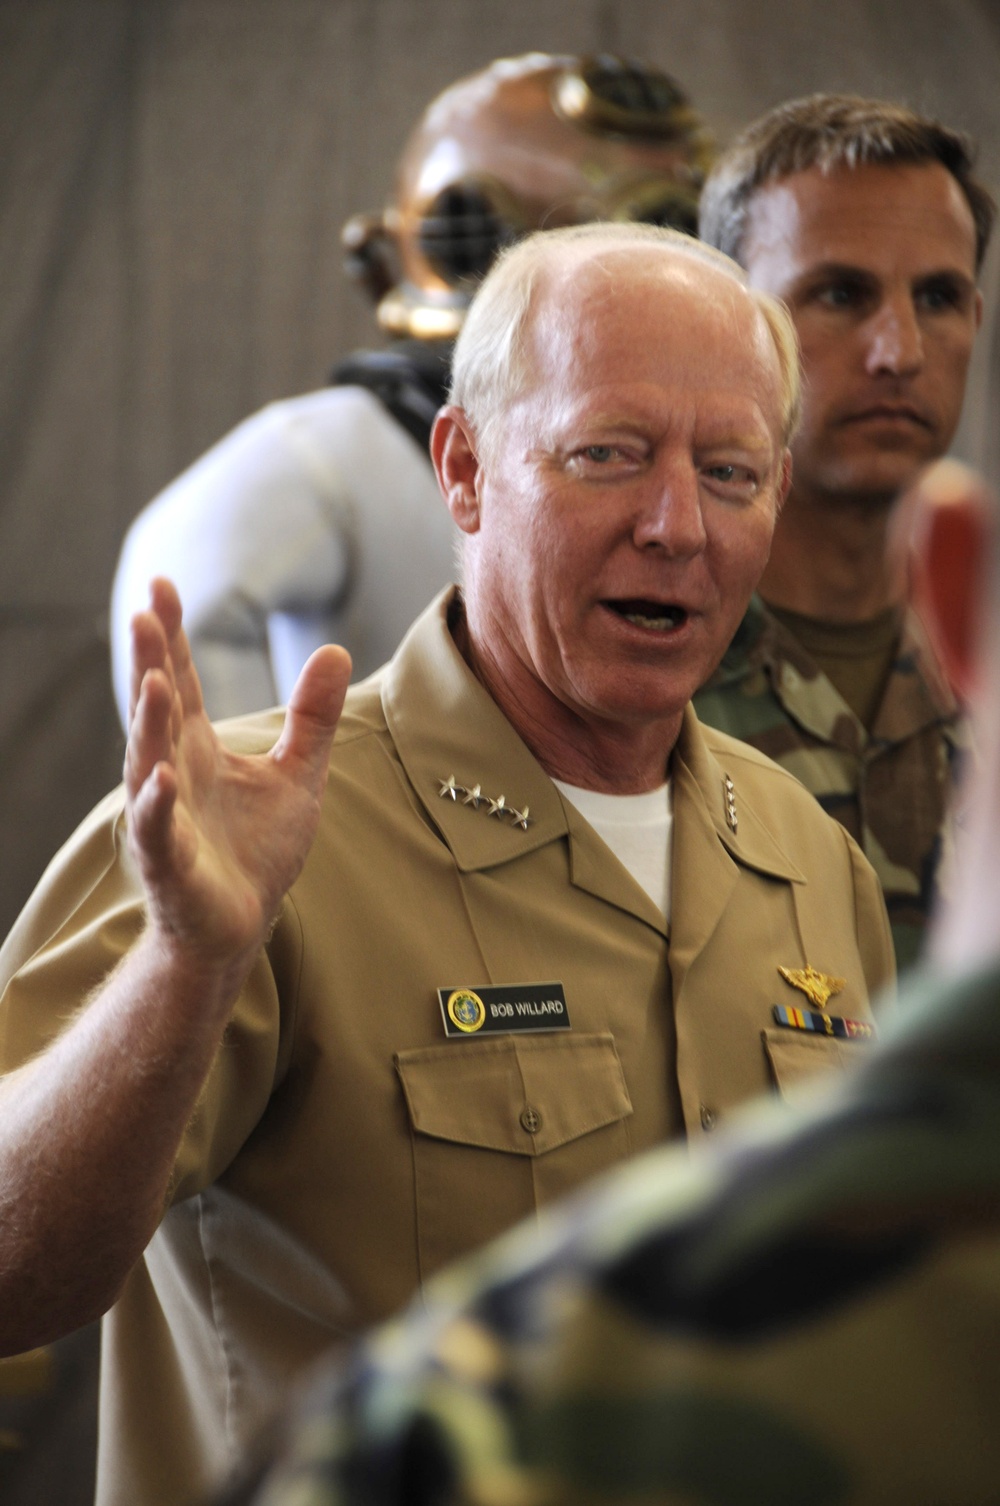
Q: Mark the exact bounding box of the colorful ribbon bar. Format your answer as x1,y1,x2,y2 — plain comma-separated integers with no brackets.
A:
773,1003,875,1041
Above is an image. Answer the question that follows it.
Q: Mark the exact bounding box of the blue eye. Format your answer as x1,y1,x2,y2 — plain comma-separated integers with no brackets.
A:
917,282,962,312
817,284,855,308
585,445,615,462
701,462,760,496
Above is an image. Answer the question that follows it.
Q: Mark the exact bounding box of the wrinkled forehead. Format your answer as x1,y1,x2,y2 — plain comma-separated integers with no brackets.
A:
522,246,784,419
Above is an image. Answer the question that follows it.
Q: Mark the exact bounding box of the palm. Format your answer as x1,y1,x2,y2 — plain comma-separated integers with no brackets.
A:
125,579,351,965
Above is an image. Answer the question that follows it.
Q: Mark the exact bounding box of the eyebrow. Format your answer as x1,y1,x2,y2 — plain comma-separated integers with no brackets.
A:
794,260,977,292
798,261,874,282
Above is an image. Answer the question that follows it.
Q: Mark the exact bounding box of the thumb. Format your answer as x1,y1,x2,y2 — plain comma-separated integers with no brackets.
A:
272,644,352,781
907,460,990,705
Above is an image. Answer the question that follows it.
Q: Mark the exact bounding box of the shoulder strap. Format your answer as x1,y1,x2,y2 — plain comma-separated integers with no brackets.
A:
329,340,453,457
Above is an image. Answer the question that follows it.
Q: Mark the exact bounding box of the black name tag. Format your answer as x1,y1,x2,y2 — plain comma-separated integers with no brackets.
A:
438,982,571,1038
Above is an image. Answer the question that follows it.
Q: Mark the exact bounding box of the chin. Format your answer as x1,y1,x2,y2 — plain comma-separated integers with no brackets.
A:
802,430,945,504
821,454,934,506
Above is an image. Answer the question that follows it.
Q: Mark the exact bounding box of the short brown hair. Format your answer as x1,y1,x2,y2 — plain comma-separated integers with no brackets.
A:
699,93,996,271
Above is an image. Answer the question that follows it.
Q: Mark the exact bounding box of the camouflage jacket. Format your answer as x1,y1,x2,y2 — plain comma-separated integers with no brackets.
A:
240,960,1000,1506
693,595,964,973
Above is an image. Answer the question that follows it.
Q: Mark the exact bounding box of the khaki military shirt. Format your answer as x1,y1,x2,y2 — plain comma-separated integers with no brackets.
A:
0,590,893,1506
694,595,963,973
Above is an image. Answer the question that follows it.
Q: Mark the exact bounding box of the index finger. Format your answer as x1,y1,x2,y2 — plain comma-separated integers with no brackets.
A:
128,578,203,730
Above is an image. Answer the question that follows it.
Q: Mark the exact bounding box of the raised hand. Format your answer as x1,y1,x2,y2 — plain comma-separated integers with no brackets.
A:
124,578,351,972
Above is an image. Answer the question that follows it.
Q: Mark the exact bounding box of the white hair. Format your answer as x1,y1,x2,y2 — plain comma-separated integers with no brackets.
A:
449,221,801,457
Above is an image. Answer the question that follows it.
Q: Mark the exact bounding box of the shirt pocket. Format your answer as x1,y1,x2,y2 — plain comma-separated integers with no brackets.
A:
762,1027,870,1103
395,1032,632,1280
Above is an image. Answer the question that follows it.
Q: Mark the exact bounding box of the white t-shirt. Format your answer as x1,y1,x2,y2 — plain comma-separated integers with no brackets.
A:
554,779,673,920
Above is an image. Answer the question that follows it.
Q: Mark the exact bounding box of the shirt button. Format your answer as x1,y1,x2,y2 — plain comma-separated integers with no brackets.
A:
700,1104,718,1131
520,1106,542,1134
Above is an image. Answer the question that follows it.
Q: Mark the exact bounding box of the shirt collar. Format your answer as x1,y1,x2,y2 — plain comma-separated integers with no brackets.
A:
674,705,806,885
381,589,806,889
714,594,958,747
381,589,568,873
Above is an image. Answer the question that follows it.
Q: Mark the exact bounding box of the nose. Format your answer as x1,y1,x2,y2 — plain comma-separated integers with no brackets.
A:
864,294,924,378
632,461,707,558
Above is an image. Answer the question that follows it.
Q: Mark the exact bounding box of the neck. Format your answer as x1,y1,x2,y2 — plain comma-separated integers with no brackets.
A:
452,610,682,795
760,484,903,622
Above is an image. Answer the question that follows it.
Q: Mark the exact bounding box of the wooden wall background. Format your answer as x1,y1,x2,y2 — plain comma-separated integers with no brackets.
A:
3,0,1000,941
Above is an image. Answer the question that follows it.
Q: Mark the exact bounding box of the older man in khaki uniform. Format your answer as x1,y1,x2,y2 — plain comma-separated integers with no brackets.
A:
0,224,892,1506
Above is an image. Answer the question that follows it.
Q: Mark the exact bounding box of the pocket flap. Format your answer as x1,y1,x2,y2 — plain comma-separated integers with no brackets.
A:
395,1032,632,1156
762,1026,868,1102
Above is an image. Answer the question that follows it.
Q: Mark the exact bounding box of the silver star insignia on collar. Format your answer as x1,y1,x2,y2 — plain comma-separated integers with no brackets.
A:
435,778,532,829
723,773,738,834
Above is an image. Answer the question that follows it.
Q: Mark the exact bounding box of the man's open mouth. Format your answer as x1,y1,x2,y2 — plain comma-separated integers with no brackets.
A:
605,599,688,632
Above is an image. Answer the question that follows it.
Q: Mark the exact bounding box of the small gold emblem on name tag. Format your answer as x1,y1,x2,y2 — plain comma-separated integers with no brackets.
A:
445,989,486,1033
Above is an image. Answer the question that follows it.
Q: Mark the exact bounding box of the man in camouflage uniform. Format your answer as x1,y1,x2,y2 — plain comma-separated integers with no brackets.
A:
693,95,994,971
231,460,1000,1506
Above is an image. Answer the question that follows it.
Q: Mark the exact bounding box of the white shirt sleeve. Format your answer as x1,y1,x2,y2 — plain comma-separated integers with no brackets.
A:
110,386,455,725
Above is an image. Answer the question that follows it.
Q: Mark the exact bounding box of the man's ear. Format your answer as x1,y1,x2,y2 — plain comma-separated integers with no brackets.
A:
431,405,483,535
908,461,991,704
